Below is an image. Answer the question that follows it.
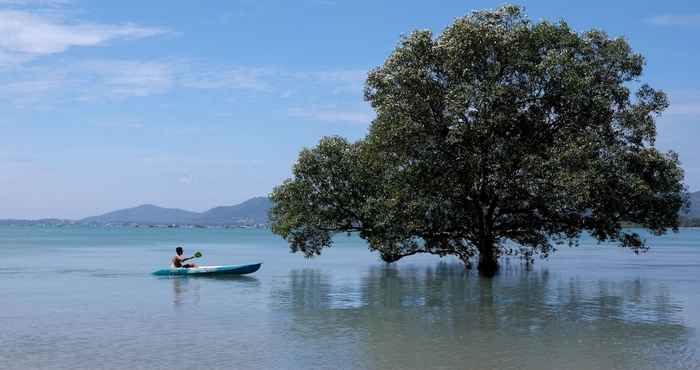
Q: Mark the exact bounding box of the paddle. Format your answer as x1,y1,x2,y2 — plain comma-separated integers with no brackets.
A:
182,251,202,262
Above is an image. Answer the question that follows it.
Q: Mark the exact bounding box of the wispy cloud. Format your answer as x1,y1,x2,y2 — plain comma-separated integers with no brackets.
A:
180,66,274,91
178,174,193,185
648,14,700,26
660,90,700,118
0,73,66,95
289,106,374,124
290,69,366,94
0,151,36,167
94,121,144,130
180,66,366,94
666,103,700,116
0,59,176,105
0,60,368,106
141,153,262,168
0,67,68,107
0,0,69,6
310,0,337,5
0,10,169,66
78,60,175,98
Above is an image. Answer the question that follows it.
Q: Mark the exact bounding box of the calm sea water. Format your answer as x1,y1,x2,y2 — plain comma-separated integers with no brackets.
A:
1,226,699,370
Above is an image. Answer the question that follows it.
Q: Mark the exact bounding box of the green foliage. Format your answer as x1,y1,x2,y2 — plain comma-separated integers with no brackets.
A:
270,5,688,275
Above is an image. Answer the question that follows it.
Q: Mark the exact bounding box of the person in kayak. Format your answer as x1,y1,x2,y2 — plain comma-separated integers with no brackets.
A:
172,246,198,268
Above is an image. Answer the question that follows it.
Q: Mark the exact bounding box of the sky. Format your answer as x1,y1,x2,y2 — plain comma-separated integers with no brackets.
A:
0,0,699,219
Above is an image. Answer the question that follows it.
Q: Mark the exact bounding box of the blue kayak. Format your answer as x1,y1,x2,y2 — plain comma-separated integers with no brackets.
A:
152,263,262,276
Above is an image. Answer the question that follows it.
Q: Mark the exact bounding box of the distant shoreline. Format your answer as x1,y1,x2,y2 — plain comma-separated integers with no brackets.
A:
3,222,700,232
0,221,269,229
0,197,273,228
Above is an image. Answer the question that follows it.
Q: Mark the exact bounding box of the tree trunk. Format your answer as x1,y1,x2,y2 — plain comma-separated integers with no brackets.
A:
459,256,472,269
477,244,499,277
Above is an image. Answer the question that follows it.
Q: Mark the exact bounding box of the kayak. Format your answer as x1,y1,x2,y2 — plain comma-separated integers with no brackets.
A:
152,263,262,276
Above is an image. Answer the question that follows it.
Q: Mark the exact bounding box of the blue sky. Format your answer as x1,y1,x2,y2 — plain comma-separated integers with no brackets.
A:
1,0,699,219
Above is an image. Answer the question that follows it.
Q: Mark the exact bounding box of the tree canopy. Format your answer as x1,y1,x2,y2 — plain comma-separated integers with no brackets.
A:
270,5,688,276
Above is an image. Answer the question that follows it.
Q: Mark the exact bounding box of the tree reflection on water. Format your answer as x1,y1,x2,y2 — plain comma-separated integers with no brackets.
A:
271,263,698,370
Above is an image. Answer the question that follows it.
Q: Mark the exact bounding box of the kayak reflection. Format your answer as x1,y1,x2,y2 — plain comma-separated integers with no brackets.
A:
172,276,200,307
170,274,260,307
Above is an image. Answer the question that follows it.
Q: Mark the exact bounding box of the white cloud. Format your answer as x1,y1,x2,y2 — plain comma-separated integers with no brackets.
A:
289,106,374,124
0,10,168,66
648,14,700,26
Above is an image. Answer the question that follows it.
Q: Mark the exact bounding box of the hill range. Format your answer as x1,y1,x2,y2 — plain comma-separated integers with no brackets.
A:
0,197,273,227
81,197,273,226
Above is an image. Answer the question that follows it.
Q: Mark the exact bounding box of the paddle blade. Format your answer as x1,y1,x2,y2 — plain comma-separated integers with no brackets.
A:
194,251,203,258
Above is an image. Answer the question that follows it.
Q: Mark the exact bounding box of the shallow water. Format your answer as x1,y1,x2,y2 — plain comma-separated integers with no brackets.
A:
1,226,699,370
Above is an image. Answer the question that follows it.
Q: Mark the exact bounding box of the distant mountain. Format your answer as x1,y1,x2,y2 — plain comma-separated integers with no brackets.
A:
77,197,273,226
685,191,700,218
195,197,272,225
81,204,201,225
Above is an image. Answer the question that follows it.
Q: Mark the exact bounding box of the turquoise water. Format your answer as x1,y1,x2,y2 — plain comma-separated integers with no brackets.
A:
1,226,699,370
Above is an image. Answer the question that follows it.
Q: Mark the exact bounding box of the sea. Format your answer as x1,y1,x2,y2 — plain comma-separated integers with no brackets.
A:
1,225,699,370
